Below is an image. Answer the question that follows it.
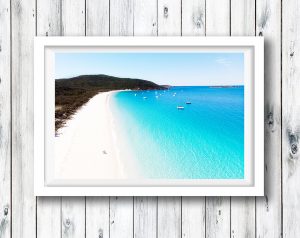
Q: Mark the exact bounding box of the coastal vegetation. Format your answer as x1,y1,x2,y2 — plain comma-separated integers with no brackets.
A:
55,74,166,131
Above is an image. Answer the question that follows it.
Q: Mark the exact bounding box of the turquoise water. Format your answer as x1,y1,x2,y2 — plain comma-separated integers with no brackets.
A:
110,86,244,179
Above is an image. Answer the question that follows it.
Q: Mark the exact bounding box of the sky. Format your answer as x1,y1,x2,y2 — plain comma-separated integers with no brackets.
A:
55,52,244,86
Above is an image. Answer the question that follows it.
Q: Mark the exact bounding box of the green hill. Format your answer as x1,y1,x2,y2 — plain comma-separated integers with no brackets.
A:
55,74,166,132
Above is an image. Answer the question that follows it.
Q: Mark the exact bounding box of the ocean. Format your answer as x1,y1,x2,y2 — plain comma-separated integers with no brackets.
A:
110,86,244,179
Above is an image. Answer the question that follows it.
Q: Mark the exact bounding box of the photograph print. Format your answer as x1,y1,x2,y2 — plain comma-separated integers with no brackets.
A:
55,52,244,180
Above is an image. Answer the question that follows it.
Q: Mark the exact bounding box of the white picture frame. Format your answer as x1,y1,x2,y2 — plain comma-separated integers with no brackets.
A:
34,36,264,196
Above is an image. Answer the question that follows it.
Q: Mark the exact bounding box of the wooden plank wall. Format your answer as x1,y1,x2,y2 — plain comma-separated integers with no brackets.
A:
1,0,298,237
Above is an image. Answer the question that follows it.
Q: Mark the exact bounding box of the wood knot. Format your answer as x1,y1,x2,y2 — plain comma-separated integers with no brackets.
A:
3,205,8,216
290,51,294,57
259,31,263,36
195,18,202,28
163,6,168,18
98,228,103,238
267,112,274,131
291,143,298,155
288,131,299,159
64,218,71,228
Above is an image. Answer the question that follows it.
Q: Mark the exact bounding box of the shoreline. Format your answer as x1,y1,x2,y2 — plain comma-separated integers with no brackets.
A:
54,90,135,180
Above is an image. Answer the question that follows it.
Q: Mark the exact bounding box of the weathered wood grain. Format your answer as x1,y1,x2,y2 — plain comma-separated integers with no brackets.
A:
0,0,10,237
206,197,230,238
182,0,205,36
11,0,36,237
37,197,61,238
62,197,85,238
181,1,206,237
110,197,133,238
109,2,134,237
157,197,181,238
133,1,158,237
36,0,61,36
86,197,109,238
157,1,182,237
134,0,157,36
256,0,282,237
110,0,133,36
205,1,231,237
62,0,85,36
230,1,256,237
85,1,110,238
36,1,62,237
157,0,181,35
86,0,109,36
282,0,300,237
182,197,205,238
206,0,230,36
61,1,86,238
134,197,157,238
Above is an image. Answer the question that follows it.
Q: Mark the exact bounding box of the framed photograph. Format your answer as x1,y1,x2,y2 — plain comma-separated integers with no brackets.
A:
34,37,264,196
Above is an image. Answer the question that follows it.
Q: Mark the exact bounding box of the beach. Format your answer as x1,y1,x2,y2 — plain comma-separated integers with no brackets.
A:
54,91,126,180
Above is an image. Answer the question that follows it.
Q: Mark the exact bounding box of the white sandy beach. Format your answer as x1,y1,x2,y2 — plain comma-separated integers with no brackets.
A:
54,91,126,180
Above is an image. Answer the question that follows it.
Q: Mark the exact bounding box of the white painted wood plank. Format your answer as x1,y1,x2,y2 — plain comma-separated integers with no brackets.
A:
62,0,86,36
86,0,109,36
157,197,181,238
181,1,206,237
205,1,231,237
134,197,157,238
206,198,230,238
182,197,205,238
157,0,181,35
110,0,134,36
11,0,36,237
134,0,157,36
62,197,85,238
36,1,62,238
37,197,61,238
282,0,300,237
157,1,182,237
182,0,205,36
206,0,230,36
36,0,62,36
109,2,134,237
110,197,133,238
256,0,282,237
84,1,110,238
86,197,109,238
231,0,255,36
230,1,255,237
230,197,255,238
60,1,86,238
0,0,10,237
133,1,158,237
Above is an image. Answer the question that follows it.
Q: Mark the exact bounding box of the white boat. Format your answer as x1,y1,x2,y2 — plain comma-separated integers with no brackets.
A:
177,106,184,110
134,93,137,96
143,96,147,99
186,102,191,104
155,96,159,98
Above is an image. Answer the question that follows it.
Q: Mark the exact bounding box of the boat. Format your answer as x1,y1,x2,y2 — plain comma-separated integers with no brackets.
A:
155,95,159,98
186,102,191,104
134,93,137,96
177,106,184,110
143,96,147,99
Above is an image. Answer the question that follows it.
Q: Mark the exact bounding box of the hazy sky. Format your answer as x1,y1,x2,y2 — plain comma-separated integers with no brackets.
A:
55,52,244,86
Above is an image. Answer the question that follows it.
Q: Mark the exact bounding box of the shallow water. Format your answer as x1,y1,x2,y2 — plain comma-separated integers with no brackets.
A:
110,86,244,179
